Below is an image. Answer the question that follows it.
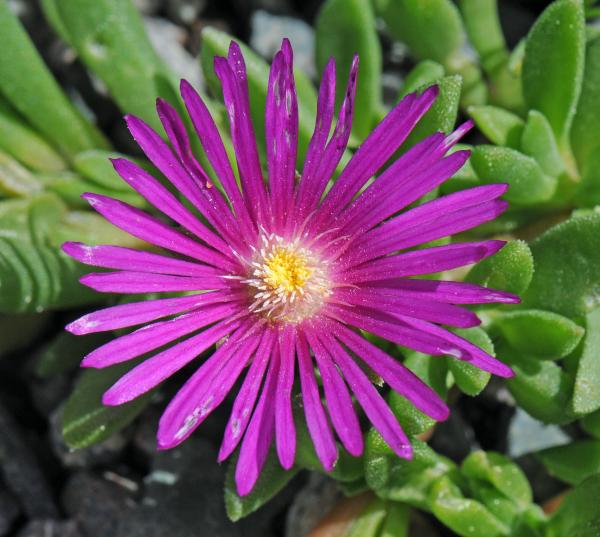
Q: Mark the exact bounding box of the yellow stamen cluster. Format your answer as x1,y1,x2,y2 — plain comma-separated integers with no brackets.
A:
241,233,330,323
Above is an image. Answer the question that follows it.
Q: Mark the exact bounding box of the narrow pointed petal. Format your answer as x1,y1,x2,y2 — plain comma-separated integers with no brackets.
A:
214,49,268,223
295,56,358,220
331,321,449,421
157,321,262,449
66,291,239,335
180,80,255,236
314,86,439,228
324,333,412,459
218,328,276,462
305,327,363,456
62,242,222,277
111,157,229,253
81,302,241,368
266,40,298,228
125,114,238,242
275,325,297,469
82,193,235,271
235,350,279,496
103,319,240,405
296,331,338,471
359,279,520,305
341,241,506,283
79,271,229,294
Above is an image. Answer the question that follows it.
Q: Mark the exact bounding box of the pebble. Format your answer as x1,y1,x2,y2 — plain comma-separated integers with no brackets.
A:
0,488,20,537
16,519,83,537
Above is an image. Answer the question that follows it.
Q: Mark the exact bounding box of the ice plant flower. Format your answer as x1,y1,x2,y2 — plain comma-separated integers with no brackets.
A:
62,39,518,496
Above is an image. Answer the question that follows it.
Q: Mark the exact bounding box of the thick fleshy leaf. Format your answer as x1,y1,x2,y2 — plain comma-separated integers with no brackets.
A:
315,0,382,141
429,476,509,537
571,308,600,415
470,146,557,205
538,440,600,486
398,61,445,98
462,451,532,507
520,110,564,178
468,105,524,148
495,310,584,360
224,449,298,522
448,328,493,396
51,0,176,133
62,362,151,449
522,0,585,142
523,213,600,318
466,240,533,296
0,2,107,156
546,474,600,537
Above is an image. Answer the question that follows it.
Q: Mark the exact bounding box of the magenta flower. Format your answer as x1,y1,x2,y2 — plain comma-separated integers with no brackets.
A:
63,39,517,496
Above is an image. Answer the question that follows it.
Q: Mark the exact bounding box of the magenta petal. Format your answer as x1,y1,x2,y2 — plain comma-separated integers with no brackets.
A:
180,80,255,237
324,333,412,459
275,325,297,469
103,319,240,405
234,348,279,496
331,322,449,421
79,271,230,294
81,302,240,368
341,240,506,282
82,193,235,271
305,326,363,457
157,321,262,449
296,331,338,471
218,329,276,462
125,114,238,243
266,40,298,229
110,158,230,253
62,242,221,277
66,291,240,335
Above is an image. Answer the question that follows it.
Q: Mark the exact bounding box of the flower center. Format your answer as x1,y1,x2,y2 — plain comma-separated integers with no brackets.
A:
244,233,330,323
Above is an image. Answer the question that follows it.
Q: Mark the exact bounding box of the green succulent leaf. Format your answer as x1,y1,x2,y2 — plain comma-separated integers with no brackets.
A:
346,496,388,537
73,150,143,193
429,476,510,537
468,105,524,149
315,0,382,141
224,449,298,522
402,75,462,151
466,240,533,296
0,100,67,172
581,409,600,439
461,451,532,507
448,328,493,396
470,146,557,205
200,27,318,164
399,61,445,98
49,0,175,133
522,0,585,144
571,307,600,415
494,310,584,360
546,474,600,537
523,213,600,318
537,440,600,486
61,361,151,449
459,0,508,74
0,150,44,197
379,502,410,537
520,110,564,177
0,2,108,157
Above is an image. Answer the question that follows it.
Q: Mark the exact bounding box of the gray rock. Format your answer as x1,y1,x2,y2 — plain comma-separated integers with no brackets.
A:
429,409,477,462
286,473,341,537
144,16,204,90
0,402,58,518
115,437,243,537
16,519,83,537
0,488,20,537
508,408,570,458
250,11,315,78
49,406,128,468
62,472,136,537
132,0,162,15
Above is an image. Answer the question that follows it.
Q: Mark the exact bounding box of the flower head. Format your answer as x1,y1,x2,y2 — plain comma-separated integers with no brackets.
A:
63,39,518,496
